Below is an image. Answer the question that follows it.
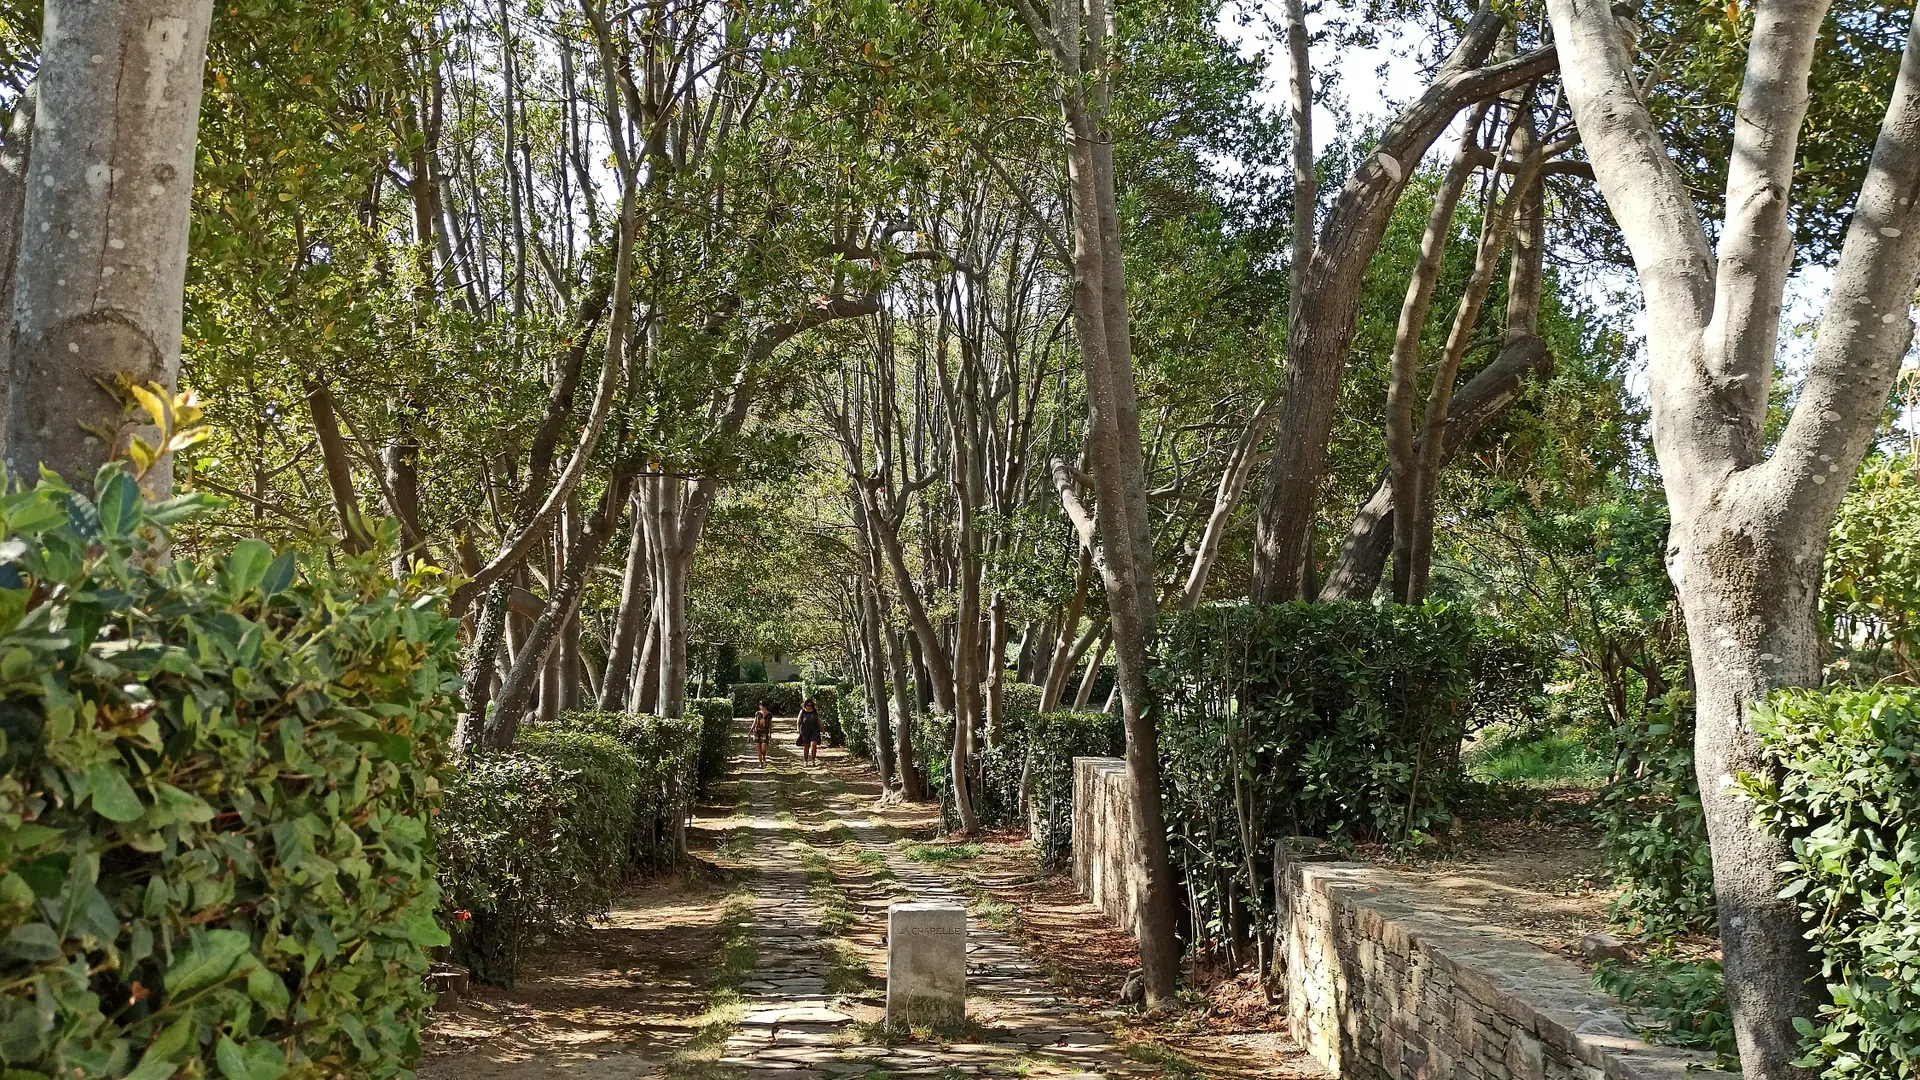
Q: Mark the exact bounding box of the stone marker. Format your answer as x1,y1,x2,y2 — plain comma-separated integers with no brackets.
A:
885,901,966,1029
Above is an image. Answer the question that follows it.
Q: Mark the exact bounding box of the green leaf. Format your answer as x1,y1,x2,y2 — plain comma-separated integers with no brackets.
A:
261,551,297,596
86,764,143,822
96,470,141,537
215,1035,251,1080
227,539,275,595
2,922,61,961
163,929,253,997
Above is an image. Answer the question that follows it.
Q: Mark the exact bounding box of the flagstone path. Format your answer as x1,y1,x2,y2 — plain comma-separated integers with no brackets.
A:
712,737,1158,1079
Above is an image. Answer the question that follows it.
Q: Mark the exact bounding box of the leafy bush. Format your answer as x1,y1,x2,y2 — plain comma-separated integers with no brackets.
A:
1593,951,1736,1066
1593,691,1716,935
552,712,700,870
1747,686,1920,1080
730,681,803,717
1153,601,1494,959
689,697,734,796
998,682,1044,738
838,686,874,761
979,710,1122,868
437,729,637,984
0,469,460,1080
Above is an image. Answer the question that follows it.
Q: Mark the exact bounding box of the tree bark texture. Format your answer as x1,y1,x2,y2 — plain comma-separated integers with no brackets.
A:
1549,0,1920,1074
8,0,214,494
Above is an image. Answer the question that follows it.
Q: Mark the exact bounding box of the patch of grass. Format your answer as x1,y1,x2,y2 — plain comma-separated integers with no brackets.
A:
1466,728,1608,785
821,939,873,997
1125,1039,1203,1079
854,848,889,870
901,842,983,864
970,897,1018,932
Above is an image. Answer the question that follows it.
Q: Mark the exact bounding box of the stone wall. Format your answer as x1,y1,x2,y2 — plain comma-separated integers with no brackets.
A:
1070,763,1723,1080
1071,757,1141,937
1285,862,1717,1080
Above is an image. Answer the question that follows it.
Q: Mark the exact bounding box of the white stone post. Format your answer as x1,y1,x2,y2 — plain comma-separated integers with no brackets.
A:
885,901,966,1029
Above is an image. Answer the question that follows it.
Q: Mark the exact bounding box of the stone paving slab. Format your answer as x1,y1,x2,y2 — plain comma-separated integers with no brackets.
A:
714,742,1157,1079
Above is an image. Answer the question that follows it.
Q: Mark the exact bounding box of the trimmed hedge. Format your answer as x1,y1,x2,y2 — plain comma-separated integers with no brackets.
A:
1154,601,1510,959
1748,686,1920,1080
730,681,803,718
689,697,734,795
554,712,700,871
437,729,637,984
0,470,460,1080
980,709,1122,868
840,686,875,761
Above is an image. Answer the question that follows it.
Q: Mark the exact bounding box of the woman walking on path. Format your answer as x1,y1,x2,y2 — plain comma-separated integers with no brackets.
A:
751,701,774,766
796,698,823,765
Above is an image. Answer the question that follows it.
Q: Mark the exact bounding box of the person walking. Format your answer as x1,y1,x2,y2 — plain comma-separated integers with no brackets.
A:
751,701,774,766
796,698,823,766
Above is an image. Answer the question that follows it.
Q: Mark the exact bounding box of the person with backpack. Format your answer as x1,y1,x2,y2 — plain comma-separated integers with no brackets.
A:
796,698,823,766
751,700,774,765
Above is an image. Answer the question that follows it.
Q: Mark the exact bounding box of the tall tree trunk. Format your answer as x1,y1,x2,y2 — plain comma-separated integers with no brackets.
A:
858,575,897,788
1247,8,1553,599
0,89,33,443
888,623,925,799
1385,107,1487,601
306,380,374,553
1548,0,1920,1073
1039,548,1094,710
8,0,215,494
600,500,650,710
1073,625,1110,711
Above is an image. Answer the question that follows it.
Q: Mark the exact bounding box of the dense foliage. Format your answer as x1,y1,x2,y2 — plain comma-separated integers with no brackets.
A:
978,710,1124,869
437,730,638,985
1593,692,1716,935
0,471,460,1080
551,713,702,872
1748,687,1920,1080
1154,601,1519,958
730,682,806,718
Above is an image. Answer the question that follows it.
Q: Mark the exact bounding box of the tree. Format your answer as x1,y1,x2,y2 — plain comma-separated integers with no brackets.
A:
1547,0,1920,1074
6,0,214,493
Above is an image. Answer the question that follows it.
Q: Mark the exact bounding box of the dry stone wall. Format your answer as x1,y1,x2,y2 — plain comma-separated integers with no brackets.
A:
1070,758,1725,1080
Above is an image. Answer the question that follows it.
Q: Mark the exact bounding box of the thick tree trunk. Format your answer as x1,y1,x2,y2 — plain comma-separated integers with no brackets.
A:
858,575,897,788
1548,0,1920,1074
1248,9,1554,599
887,623,926,799
8,0,214,494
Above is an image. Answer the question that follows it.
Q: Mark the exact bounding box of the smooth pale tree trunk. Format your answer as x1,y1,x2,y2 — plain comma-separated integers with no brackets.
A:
1248,7,1554,599
0,90,33,442
887,623,925,799
1039,549,1094,710
1385,108,1487,601
1073,625,1110,711
1549,0,1920,1074
599,500,649,710
8,0,214,493
858,575,897,788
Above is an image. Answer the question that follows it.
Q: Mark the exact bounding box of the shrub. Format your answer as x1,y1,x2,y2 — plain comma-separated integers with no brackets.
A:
979,710,1122,868
1593,951,1736,1065
998,682,1044,738
689,697,734,796
1153,601,1492,959
0,469,460,1080
730,681,803,717
1593,691,1716,935
436,729,637,984
838,686,874,761
552,712,700,870
1747,686,1920,1080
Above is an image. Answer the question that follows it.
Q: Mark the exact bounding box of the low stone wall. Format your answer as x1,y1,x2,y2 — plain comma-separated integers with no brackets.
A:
1285,862,1717,1080
1071,757,1141,937
1070,763,1723,1080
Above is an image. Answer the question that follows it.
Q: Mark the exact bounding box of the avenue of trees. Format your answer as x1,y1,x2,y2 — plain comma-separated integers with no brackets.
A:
1,0,1917,1075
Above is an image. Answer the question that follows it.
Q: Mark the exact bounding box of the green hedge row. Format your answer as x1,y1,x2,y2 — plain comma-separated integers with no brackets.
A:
436,705,732,985
981,709,1123,868
1154,601,1521,959
730,681,803,717
1749,686,1920,1080
0,471,461,1080
690,698,733,794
